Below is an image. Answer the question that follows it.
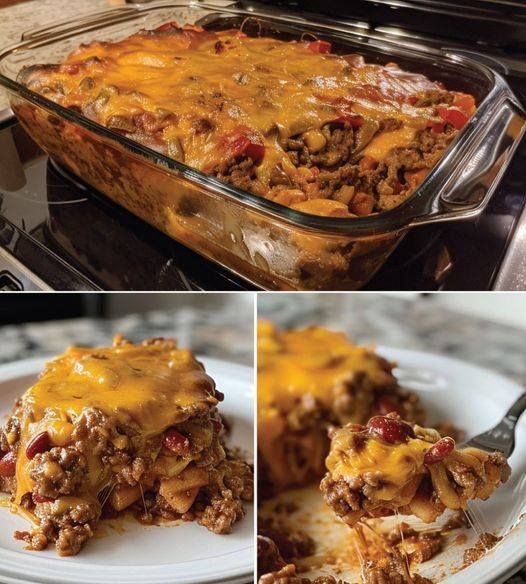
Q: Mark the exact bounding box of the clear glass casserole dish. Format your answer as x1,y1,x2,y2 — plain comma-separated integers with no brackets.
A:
0,1,524,290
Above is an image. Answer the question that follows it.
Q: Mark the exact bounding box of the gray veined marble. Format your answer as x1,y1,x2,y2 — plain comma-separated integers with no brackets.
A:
0,305,254,367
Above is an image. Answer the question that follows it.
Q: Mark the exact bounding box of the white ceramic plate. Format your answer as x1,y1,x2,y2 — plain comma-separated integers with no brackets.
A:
0,356,254,584
260,346,526,584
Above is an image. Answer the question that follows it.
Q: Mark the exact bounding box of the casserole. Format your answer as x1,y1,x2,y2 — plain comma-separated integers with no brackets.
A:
0,2,524,290
0,336,253,556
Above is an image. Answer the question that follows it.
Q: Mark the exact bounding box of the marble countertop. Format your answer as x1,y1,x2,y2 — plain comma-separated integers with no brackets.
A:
0,303,254,366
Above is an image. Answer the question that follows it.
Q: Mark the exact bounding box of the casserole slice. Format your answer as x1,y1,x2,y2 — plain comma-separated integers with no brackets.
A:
321,413,510,526
257,321,424,494
0,336,252,556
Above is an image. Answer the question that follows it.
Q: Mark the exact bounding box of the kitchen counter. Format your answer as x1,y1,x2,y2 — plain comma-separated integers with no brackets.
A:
0,304,253,366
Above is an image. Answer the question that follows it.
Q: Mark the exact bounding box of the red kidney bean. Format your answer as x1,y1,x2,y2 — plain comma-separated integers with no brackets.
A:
424,437,455,465
367,415,415,444
26,432,51,460
163,428,190,455
0,451,16,477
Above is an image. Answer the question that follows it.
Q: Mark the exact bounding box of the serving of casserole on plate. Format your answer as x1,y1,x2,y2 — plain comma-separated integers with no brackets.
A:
0,339,254,584
0,2,523,290
257,323,526,583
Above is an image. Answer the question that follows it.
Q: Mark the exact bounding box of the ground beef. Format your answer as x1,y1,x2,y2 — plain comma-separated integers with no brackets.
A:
362,551,433,584
110,454,149,486
197,493,245,534
16,498,99,556
29,446,87,498
286,395,327,432
258,563,342,584
413,90,453,107
487,452,511,483
213,120,457,217
386,524,443,565
258,535,287,576
463,532,501,566
319,475,362,518
195,452,252,533
72,407,121,455
214,157,261,194
258,519,315,562
55,524,94,556
14,529,48,551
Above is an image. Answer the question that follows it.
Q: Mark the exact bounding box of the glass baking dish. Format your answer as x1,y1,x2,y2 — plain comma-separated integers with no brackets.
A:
0,1,524,290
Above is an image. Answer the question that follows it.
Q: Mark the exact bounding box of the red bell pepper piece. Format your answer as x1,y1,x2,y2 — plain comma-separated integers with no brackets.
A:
334,113,363,128
437,106,469,130
306,40,332,54
222,127,265,162
453,93,476,115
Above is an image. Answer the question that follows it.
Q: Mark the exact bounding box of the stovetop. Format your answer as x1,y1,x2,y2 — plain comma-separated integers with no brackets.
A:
0,3,525,291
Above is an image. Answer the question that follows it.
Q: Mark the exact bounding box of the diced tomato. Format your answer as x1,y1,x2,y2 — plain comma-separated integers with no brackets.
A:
155,21,180,32
306,40,332,54
453,92,476,115
437,106,469,130
406,95,419,105
222,127,265,163
334,113,363,128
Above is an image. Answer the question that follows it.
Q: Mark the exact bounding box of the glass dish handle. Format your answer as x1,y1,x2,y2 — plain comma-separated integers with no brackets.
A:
409,97,526,227
20,5,140,42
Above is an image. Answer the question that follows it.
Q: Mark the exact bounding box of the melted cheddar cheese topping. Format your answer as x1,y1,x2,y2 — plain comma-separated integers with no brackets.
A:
14,339,217,510
326,428,430,501
258,320,394,413
22,24,444,195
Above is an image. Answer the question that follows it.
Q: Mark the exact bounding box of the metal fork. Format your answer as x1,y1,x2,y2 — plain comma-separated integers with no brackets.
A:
461,393,526,457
